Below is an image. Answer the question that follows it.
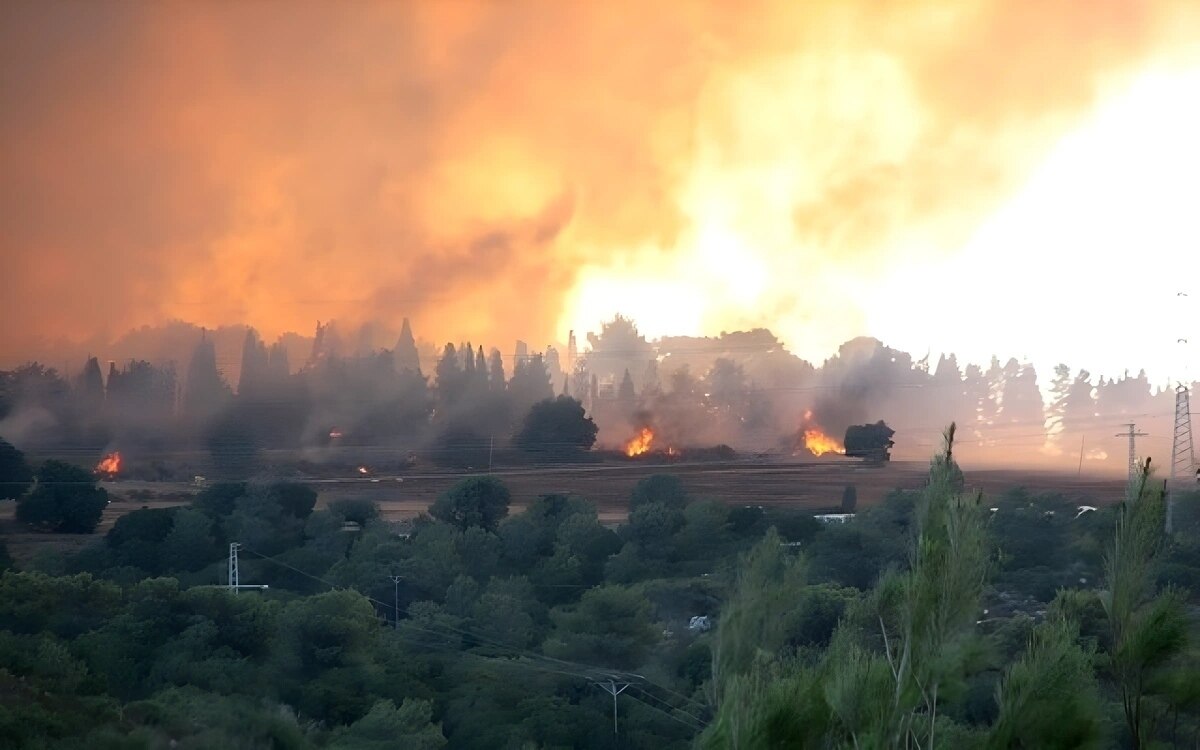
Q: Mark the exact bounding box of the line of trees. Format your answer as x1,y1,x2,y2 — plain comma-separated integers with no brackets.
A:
1,322,602,477
0,319,1193,475
2,430,1198,746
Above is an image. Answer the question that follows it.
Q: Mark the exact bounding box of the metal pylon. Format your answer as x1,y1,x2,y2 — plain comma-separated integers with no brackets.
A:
1115,423,1148,491
228,542,239,592
1168,385,1197,533
226,542,269,593
1171,384,1196,485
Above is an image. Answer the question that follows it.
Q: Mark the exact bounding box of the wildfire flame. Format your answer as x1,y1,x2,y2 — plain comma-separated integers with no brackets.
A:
624,427,654,457
666,446,680,457
800,410,844,457
357,465,370,475
95,452,122,476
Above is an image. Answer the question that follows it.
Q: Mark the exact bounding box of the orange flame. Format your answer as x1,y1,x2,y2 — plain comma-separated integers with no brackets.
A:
624,427,654,457
800,410,844,457
95,452,122,476
666,445,680,457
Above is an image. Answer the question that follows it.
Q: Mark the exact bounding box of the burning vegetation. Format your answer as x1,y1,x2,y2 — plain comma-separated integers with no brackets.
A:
95,452,122,477
624,427,655,457
798,411,845,457
621,425,684,459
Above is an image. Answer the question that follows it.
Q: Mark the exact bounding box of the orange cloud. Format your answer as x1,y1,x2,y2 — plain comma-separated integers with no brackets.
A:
1,0,1195,363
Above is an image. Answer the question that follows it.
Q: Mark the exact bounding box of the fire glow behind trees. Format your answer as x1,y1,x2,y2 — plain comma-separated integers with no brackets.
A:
2,3,1199,386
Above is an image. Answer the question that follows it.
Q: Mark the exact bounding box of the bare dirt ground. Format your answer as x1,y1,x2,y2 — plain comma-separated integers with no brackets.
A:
0,458,1128,565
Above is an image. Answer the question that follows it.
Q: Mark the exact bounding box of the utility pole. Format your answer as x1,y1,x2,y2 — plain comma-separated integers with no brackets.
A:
1115,423,1148,490
594,680,630,737
1168,384,1196,533
389,575,403,630
1077,435,1085,479
226,543,269,594
488,435,494,474
228,542,239,592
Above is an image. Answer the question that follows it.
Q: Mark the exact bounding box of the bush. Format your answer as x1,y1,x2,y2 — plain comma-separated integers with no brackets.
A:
328,498,380,526
840,485,857,513
271,483,318,520
514,396,597,457
0,437,34,500
429,477,510,532
16,461,108,534
192,482,247,518
630,474,689,511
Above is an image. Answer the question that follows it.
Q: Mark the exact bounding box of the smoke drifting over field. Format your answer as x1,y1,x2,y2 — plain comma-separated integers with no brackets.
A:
3,1,1198,366
0,311,1190,481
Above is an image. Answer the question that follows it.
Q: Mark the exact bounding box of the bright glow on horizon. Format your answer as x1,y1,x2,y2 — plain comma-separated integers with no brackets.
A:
560,51,917,359
868,64,1200,386
567,61,1200,385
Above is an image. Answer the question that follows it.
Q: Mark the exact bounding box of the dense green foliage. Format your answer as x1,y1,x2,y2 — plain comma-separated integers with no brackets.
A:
15,460,108,533
0,437,34,500
514,396,599,457
1,443,1198,748
428,476,512,531
699,429,1200,749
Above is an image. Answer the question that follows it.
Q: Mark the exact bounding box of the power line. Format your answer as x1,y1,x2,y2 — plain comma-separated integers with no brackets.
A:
628,685,708,730
237,545,711,718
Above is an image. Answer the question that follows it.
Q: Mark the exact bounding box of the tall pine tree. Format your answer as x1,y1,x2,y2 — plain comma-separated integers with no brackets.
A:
394,318,421,374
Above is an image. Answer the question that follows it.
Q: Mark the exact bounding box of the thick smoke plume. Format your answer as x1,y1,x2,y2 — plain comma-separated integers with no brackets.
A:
3,1,1197,365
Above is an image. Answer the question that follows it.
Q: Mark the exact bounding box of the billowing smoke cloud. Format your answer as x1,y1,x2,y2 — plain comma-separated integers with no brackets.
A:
2,1,1196,365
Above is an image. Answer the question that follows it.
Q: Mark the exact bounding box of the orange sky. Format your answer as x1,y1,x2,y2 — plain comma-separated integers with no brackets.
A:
2,0,1198,368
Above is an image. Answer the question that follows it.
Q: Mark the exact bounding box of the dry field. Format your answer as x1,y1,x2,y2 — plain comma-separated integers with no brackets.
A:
0,457,1129,564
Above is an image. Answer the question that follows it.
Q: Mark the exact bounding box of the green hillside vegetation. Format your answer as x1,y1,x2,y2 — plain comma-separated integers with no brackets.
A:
0,426,1198,748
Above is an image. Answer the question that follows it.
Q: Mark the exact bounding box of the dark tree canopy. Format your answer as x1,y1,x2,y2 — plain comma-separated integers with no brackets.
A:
509,354,554,418
105,507,179,574
328,497,380,526
238,328,270,397
271,482,318,520
430,476,511,532
629,474,689,511
841,484,858,513
206,410,263,480
192,482,247,518
16,460,108,533
394,318,421,374
617,369,636,404
843,421,895,463
183,335,231,419
706,358,746,409
0,437,34,500
430,425,491,469
435,343,464,413
514,396,597,457
75,357,105,408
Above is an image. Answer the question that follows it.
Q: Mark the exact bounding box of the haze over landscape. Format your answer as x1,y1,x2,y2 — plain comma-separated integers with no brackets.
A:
3,1,1199,382
4,3,1200,749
